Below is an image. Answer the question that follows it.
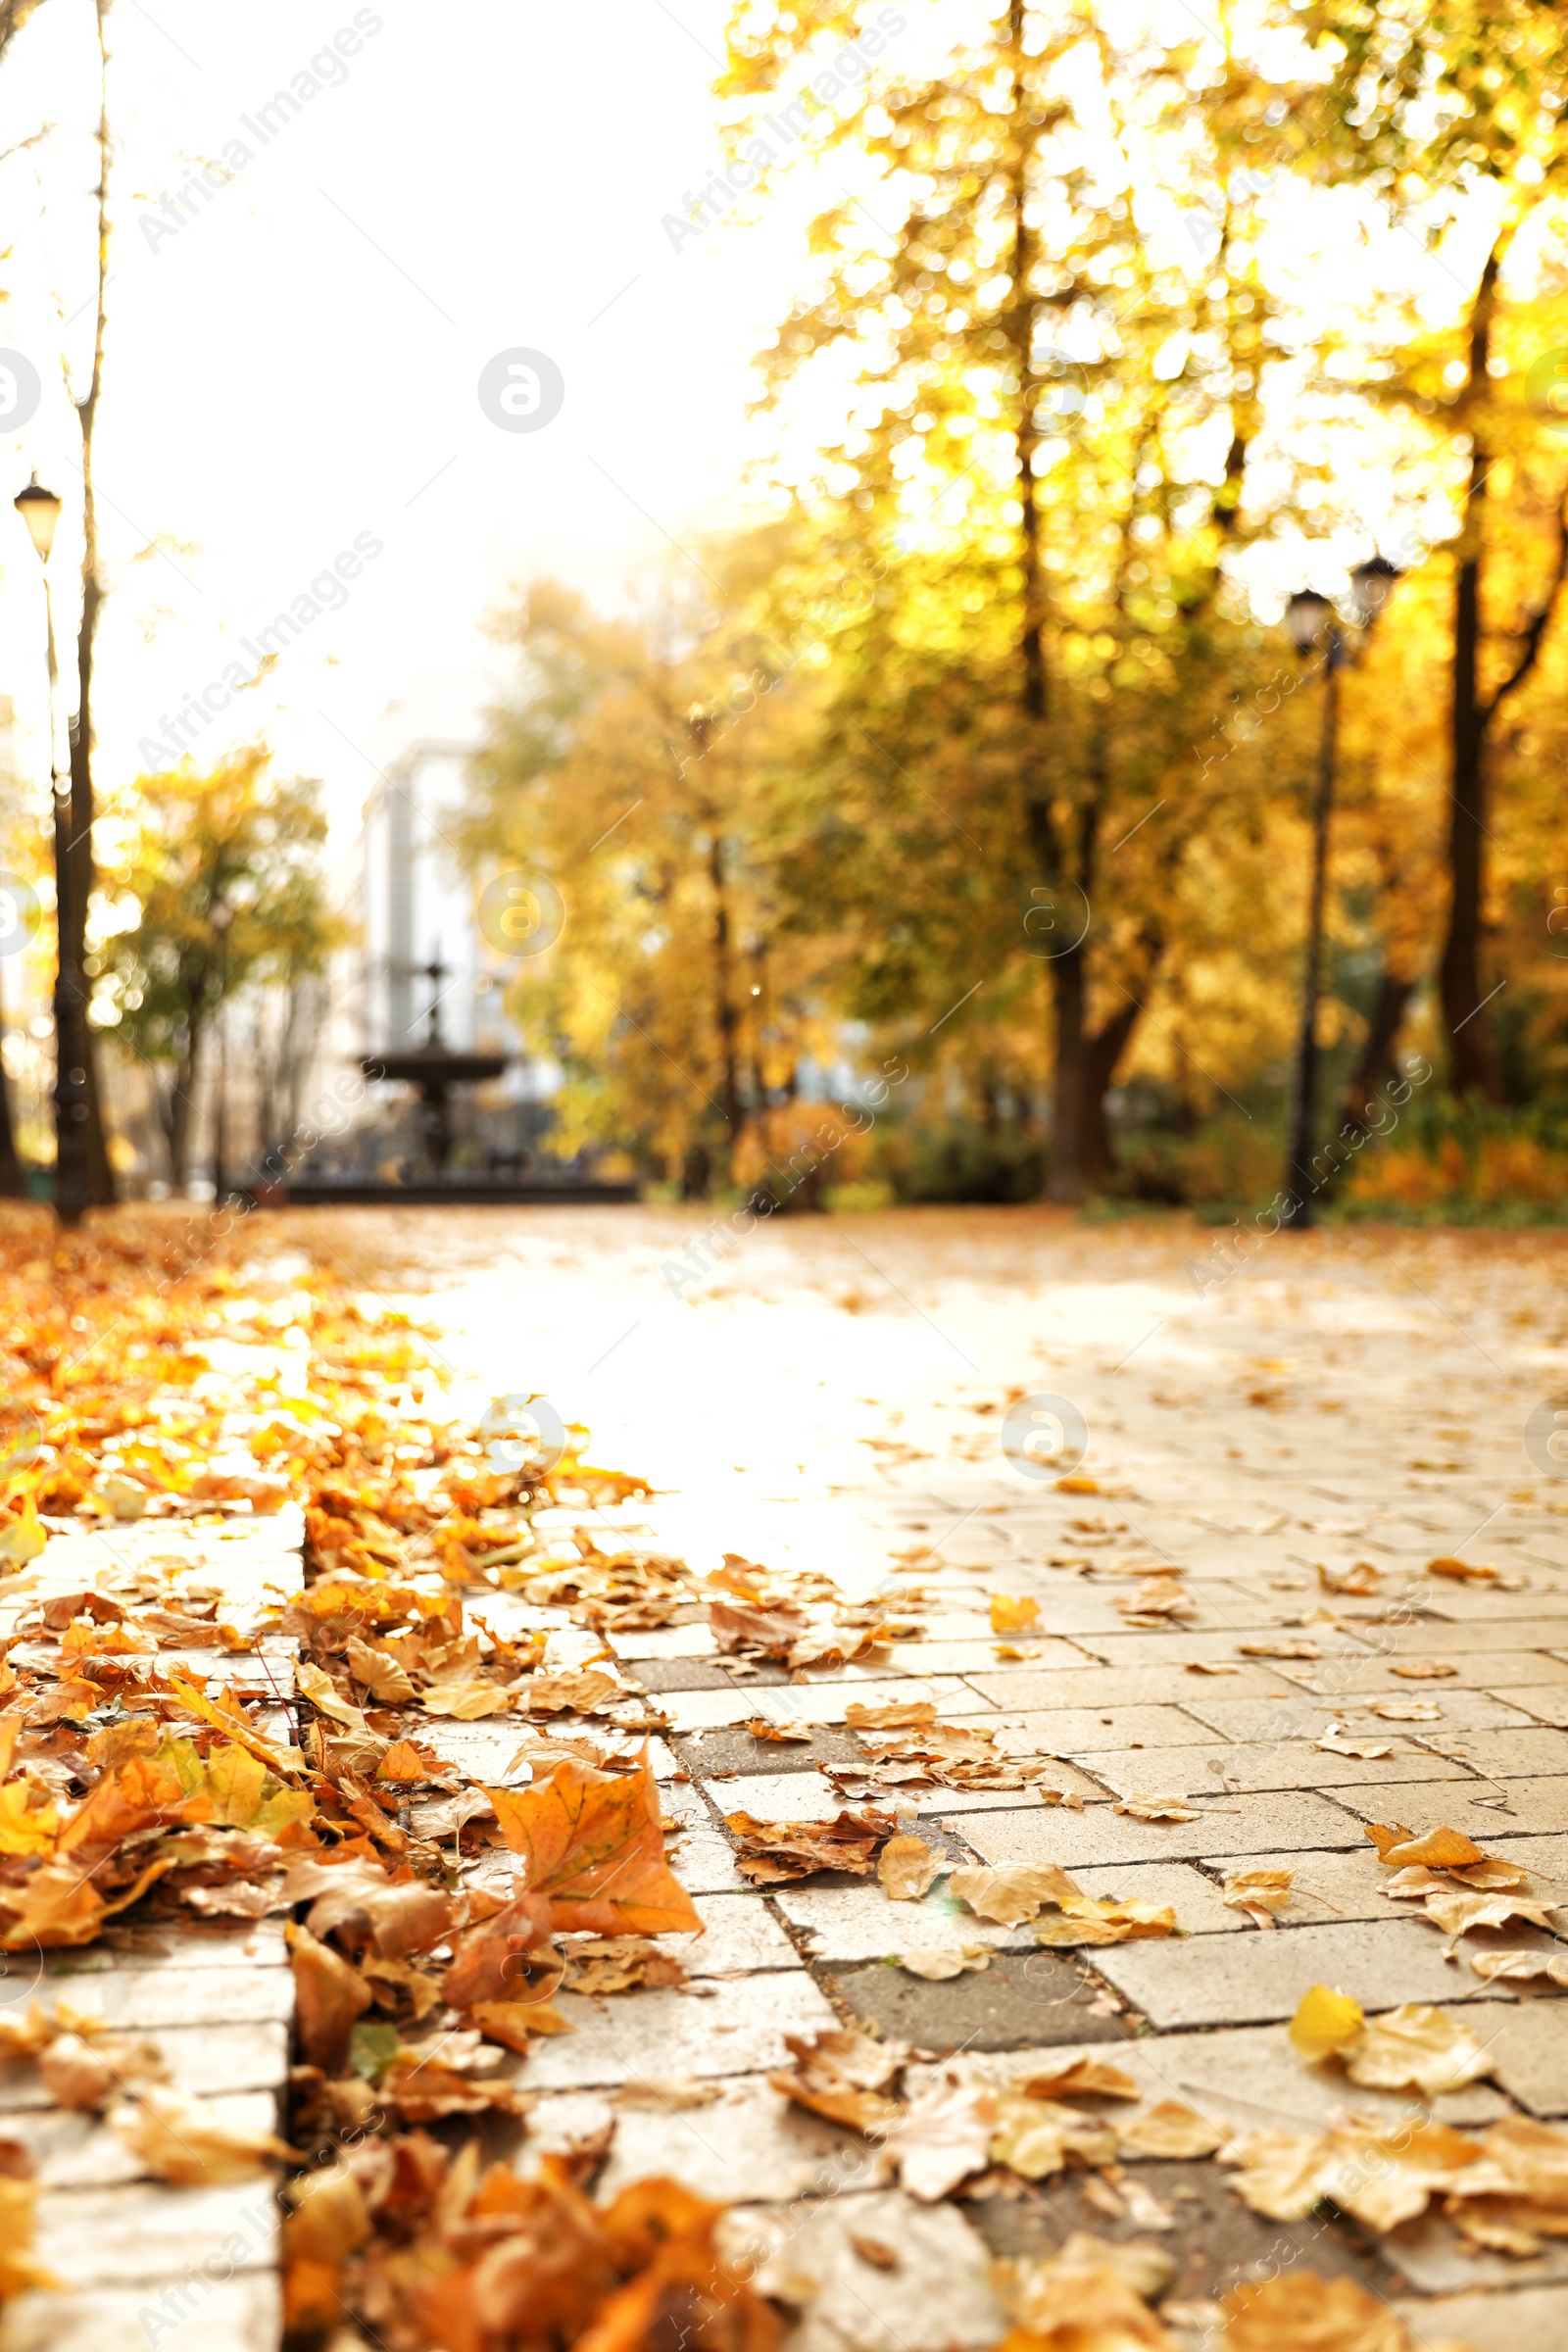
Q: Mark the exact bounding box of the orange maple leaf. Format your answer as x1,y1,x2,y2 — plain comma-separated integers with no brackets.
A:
486,1752,702,1936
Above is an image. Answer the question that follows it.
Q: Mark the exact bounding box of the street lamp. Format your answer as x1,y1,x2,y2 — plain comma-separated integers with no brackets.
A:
14,475,90,1229
1280,557,1403,1230
210,897,232,1202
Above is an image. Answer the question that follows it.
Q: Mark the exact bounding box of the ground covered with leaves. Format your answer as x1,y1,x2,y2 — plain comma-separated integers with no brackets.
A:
0,1204,1566,2352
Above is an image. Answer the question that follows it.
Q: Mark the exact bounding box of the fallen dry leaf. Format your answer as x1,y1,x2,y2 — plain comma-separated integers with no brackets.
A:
1367,1697,1442,1722
1317,1561,1381,1595
1222,1867,1294,1929
949,1861,1081,1924
878,1834,945,1901
1470,1948,1568,1985
489,1753,701,1936
1117,2099,1226,2159
1313,1729,1394,1759
1113,1796,1200,1823
1367,1822,1487,1869
1390,1658,1457,1680
1224,2115,1482,2231
990,2091,1117,2179
421,1678,517,1719
1343,2004,1495,2096
709,1595,807,1656
1184,1659,1241,1675
111,2086,295,2184
725,1807,894,1886
887,2078,998,2200
1426,1554,1496,1584
526,1667,621,1716
743,1718,811,1743
898,1945,992,1980
1031,1895,1176,1947
1237,1639,1320,1660
1004,2232,1178,2348
1221,2270,1460,2349
286,1922,372,2074
564,1936,688,1996
767,2027,905,2134
1421,1884,1562,1941
1022,2057,1139,2102
845,1699,937,1731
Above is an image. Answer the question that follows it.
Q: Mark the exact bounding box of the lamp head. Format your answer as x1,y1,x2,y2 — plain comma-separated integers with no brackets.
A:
1348,554,1402,626
13,476,60,563
1285,589,1334,654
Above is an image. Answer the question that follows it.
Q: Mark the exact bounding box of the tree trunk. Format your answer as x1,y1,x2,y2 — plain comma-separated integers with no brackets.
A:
707,831,742,1182
1438,240,1505,1103
68,0,117,1204
1082,993,1146,1186
1335,967,1414,1146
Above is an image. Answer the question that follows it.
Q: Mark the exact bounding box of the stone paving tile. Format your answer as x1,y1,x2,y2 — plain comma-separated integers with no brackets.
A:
957,1663,1291,1709
1390,2283,1568,2352
968,2160,1397,2318
946,1702,1221,1749
1063,1627,1376,1669
0,2274,281,2352
582,2078,868,2205
1066,1738,1472,1795
1090,1917,1561,2027
775,1861,1243,1959
884,1636,1096,1675
718,2189,1003,2352
1386,2214,1568,2294
1423,1726,1568,1776
1327,1778,1568,1838
1463,1999,1568,2117
953,1789,1373,1867
1203,1838,1568,1930
1504,1686,1568,1727
1180,1690,1542,1738
6,2090,283,2190
514,1972,840,2089
709,1764,1103,1819
823,1950,1133,2052
0,2023,288,2113
25,2176,281,2288
25,1961,295,2033
1282,1650,1568,1691
913,2024,1505,2132
668,1892,806,1975
653,1676,978,1734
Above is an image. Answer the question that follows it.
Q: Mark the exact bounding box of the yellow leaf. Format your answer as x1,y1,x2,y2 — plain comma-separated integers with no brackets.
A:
0,1781,58,1857
1289,1983,1365,2062
990,1593,1040,1633
0,1493,46,1569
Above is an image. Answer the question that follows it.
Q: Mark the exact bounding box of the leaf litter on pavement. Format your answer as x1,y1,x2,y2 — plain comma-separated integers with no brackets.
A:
0,1207,1552,2349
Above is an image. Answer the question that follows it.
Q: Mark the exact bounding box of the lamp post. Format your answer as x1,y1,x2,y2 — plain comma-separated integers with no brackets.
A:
1280,556,1401,1230
14,476,90,1229
210,897,232,1202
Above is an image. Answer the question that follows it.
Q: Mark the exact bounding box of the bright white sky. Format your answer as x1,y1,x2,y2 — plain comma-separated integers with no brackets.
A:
0,0,1496,872
0,0,858,848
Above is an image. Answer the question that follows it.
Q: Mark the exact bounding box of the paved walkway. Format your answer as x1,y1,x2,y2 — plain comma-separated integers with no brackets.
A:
6,1205,1567,2350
